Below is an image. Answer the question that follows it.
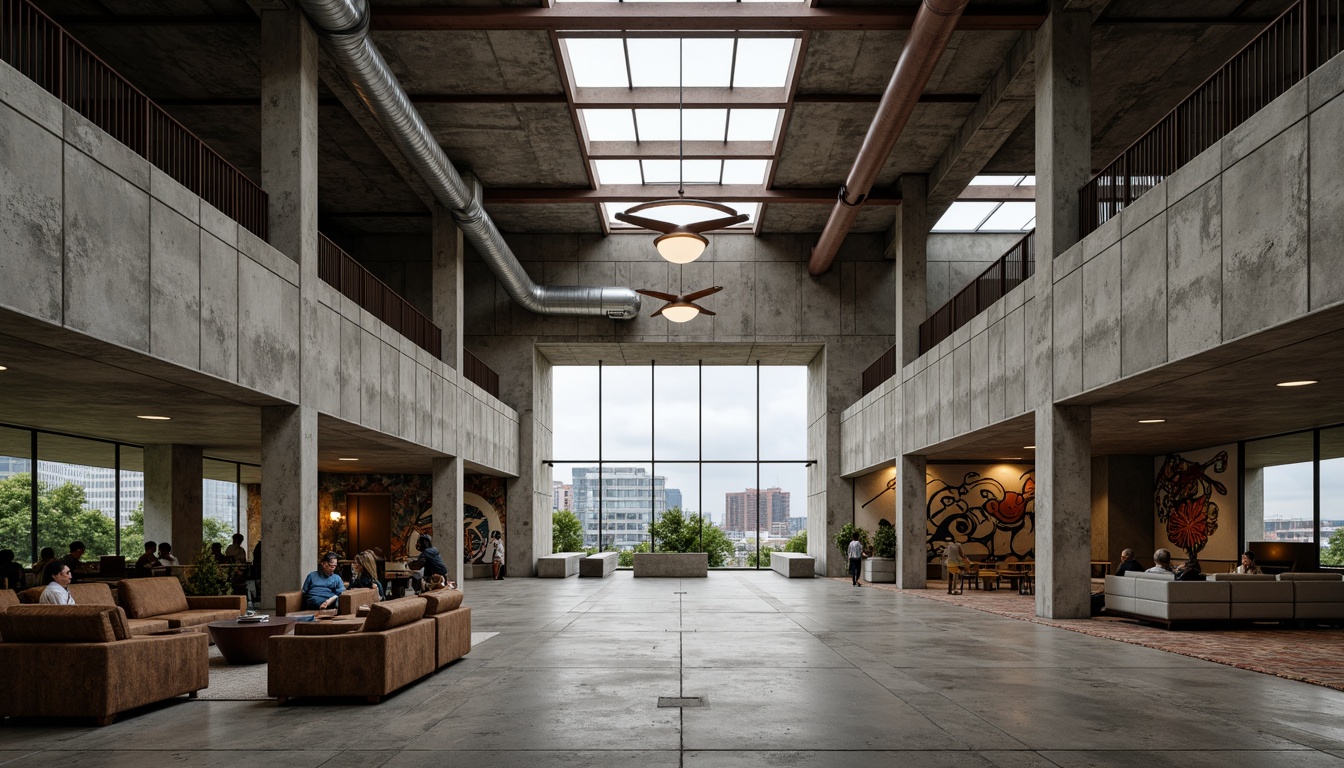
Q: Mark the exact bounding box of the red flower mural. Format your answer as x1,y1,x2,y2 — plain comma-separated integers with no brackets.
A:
1155,451,1227,558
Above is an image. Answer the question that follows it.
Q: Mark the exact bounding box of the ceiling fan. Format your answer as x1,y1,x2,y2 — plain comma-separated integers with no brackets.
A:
634,286,723,323
615,202,749,264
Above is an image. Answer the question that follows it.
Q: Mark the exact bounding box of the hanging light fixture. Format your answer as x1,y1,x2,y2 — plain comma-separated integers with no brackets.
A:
614,38,747,263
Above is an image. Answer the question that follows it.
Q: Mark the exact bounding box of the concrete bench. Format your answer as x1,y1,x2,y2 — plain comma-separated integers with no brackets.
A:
770,552,815,578
633,552,707,577
463,563,493,580
580,552,619,578
537,552,584,578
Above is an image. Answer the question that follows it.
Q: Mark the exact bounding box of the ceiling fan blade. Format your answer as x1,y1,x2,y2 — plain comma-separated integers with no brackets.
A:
685,214,750,233
635,289,678,302
650,305,666,318
681,285,724,302
614,212,677,233
691,305,716,317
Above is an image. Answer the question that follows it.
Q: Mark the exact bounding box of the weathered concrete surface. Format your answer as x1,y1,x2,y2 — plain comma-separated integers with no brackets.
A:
143,444,204,557
1035,403,1091,620
633,552,708,577
433,456,465,587
580,551,619,577
537,552,583,578
771,552,816,578
261,404,318,609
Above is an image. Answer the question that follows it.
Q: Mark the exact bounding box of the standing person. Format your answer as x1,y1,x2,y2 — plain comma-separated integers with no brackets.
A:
39,562,74,604
847,532,863,587
1114,548,1143,577
943,538,967,568
301,552,344,611
224,533,248,563
0,549,25,591
491,531,505,581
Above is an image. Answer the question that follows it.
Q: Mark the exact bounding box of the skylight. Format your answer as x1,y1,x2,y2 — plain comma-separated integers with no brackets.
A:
933,201,1037,233
604,202,760,230
563,37,798,90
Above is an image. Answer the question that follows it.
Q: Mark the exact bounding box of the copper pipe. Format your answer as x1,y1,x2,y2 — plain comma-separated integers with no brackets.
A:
808,0,968,276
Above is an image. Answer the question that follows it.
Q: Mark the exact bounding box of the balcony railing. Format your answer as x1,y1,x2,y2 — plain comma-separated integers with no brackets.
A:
318,233,442,360
1080,0,1344,236
918,230,1034,356
463,349,500,399
0,0,268,239
860,346,897,398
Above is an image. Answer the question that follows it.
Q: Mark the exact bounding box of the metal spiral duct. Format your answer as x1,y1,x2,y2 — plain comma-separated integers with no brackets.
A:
297,0,641,320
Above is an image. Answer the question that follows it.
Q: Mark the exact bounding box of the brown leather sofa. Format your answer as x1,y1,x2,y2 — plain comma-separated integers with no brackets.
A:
275,586,379,617
267,596,436,704
17,582,171,635
421,589,471,669
117,577,246,628
0,590,18,613
0,605,209,725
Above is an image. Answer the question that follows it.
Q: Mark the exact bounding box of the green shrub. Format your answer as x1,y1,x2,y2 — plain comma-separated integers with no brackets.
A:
834,523,870,556
872,521,897,558
784,530,807,553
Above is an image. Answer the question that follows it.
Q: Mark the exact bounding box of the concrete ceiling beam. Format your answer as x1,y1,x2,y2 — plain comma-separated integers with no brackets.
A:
587,141,776,160
480,186,902,205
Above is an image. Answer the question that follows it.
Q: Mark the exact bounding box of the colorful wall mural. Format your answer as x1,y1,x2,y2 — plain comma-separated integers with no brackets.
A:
1153,444,1238,562
317,473,432,561
926,464,1035,563
465,474,506,565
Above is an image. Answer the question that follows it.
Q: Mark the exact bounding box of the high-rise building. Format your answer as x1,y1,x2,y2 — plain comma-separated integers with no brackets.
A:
665,488,682,512
552,481,573,512
723,487,791,534
570,467,667,549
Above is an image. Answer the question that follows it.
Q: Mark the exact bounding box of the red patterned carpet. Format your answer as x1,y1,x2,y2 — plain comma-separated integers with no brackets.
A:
839,577,1344,691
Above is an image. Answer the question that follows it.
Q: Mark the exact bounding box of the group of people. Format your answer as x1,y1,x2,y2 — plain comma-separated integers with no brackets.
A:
1120,547,1263,579
299,534,473,611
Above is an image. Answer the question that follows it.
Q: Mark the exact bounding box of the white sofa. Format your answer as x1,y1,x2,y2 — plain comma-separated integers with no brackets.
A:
1104,571,1344,627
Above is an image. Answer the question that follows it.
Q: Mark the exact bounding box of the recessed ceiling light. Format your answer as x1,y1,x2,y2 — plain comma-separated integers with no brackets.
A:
338,457,359,462
1277,380,1318,387
1138,419,1165,424
1023,445,1036,449
1002,457,1023,461
0,365,8,371
137,415,171,421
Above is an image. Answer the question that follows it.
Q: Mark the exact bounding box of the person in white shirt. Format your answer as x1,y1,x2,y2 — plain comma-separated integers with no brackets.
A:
491,531,506,580
943,539,967,568
224,533,248,563
1145,548,1175,574
39,562,75,605
157,542,180,567
847,533,864,586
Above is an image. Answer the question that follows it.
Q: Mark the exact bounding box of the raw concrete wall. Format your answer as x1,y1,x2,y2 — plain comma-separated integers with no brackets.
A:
841,50,1344,472
926,233,1028,310
0,59,518,476
465,233,894,577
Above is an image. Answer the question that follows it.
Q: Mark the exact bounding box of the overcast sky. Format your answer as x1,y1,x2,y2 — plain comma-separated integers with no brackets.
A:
552,365,808,525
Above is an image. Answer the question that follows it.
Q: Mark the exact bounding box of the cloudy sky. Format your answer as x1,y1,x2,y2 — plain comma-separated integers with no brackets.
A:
552,365,809,526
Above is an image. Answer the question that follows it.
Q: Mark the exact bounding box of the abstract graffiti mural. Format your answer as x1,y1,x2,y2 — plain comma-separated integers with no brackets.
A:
1154,445,1237,561
464,474,506,565
926,465,1035,563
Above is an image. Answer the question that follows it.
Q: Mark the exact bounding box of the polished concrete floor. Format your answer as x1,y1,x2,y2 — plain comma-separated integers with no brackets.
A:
5,572,1344,766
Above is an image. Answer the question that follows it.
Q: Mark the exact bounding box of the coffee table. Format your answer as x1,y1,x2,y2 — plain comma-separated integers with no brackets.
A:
207,617,298,665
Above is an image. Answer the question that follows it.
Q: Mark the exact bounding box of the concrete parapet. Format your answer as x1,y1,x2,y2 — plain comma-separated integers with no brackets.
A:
633,553,708,578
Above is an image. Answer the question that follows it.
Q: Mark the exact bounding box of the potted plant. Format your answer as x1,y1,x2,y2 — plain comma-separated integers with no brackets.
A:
863,519,897,583
183,546,231,597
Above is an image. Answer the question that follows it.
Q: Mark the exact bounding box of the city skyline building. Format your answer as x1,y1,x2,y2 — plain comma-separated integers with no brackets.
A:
570,466,667,550
723,487,791,536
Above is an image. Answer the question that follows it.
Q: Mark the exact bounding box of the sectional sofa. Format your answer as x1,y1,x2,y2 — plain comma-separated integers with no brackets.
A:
1103,571,1344,628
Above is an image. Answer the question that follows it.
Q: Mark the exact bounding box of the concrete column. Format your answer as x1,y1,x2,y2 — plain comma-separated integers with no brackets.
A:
432,457,464,587
501,345,551,576
1244,467,1265,545
260,9,319,270
1034,404,1091,619
260,405,318,608
894,175,928,365
896,454,927,589
142,444,203,557
431,205,465,369
1033,1,1091,268
1090,455,1155,567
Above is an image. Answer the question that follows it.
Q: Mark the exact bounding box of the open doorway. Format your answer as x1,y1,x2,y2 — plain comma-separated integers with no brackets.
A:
348,493,392,558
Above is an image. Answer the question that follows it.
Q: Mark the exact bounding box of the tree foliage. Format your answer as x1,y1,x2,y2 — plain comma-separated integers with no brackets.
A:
121,507,234,553
648,507,736,568
747,545,778,568
552,509,584,553
0,473,115,562
784,530,807,554
1324,528,1344,567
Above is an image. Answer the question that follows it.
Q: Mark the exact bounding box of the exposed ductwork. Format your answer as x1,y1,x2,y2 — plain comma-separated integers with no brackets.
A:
807,0,969,276
297,0,642,320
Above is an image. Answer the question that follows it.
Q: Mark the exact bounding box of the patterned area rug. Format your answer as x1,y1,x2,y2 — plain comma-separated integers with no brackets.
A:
197,631,499,701
842,577,1344,691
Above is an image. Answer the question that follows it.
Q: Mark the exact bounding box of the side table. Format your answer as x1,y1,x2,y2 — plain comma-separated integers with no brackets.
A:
207,617,298,665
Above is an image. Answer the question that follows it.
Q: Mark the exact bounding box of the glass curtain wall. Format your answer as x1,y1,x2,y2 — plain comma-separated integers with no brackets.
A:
0,422,253,568
1246,431,1316,546
552,363,809,568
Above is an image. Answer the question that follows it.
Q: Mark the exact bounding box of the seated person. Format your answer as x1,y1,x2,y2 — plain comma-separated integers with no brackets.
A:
349,550,383,599
1174,557,1204,581
31,547,57,577
1114,548,1143,577
0,549,25,591
1235,550,1263,574
157,542,180,567
1145,548,1175,574
224,533,248,563
59,541,86,575
301,552,344,611
134,541,160,574
408,535,448,591
39,561,75,605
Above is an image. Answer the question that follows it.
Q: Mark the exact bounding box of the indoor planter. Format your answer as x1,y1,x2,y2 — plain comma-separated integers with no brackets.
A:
863,520,897,583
